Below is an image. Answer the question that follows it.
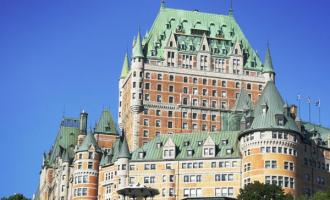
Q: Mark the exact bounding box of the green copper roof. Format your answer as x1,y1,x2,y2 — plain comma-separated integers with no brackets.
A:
49,117,80,165
232,89,253,112
132,30,144,58
77,133,102,153
120,53,130,79
94,109,118,134
62,149,70,163
143,7,263,70
263,47,275,73
131,131,240,161
100,139,122,166
118,136,131,159
303,122,330,143
247,81,299,132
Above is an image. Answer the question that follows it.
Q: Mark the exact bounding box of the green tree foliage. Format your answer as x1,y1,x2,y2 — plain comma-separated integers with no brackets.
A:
237,181,293,200
0,194,30,200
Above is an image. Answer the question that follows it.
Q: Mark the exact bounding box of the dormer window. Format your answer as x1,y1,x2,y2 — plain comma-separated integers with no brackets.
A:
151,49,156,56
203,147,215,157
261,103,268,114
138,152,145,159
222,139,228,145
156,142,162,148
226,148,233,155
187,149,194,157
197,141,203,146
163,149,175,159
275,114,286,126
183,141,190,146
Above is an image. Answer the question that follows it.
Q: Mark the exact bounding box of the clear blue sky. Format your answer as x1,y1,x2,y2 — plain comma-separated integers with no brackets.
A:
1,0,329,197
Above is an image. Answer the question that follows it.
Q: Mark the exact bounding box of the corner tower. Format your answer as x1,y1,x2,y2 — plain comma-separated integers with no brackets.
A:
73,133,102,200
130,30,145,150
238,81,301,197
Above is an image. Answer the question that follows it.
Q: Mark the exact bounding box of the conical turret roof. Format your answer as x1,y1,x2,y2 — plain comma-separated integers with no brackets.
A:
120,53,130,79
132,30,144,58
77,133,102,153
118,135,131,159
263,47,275,73
248,81,299,132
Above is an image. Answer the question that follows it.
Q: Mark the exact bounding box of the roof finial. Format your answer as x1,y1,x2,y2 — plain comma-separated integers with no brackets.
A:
229,0,233,16
160,0,166,9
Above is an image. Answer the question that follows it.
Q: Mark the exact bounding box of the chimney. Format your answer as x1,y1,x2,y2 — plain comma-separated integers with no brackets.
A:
79,110,88,135
290,105,297,119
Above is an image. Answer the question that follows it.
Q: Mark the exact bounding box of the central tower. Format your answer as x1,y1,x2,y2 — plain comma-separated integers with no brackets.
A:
118,6,270,151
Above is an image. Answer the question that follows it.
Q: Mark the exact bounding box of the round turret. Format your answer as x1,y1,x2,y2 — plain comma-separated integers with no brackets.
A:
72,133,102,200
238,81,301,197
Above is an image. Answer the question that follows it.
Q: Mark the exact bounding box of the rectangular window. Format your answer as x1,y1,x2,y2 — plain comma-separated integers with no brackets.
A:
143,119,149,126
168,121,173,128
168,96,174,103
143,130,149,137
145,83,150,89
157,95,162,102
144,94,150,101
169,85,174,92
88,162,93,169
156,120,161,127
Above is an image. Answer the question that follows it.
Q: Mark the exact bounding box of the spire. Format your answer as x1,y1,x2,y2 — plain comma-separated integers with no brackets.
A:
263,45,275,73
132,30,144,58
118,134,131,159
120,53,130,79
229,0,233,16
160,0,166,9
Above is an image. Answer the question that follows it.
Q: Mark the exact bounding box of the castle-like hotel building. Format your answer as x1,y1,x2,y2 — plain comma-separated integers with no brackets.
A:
35,3,330,200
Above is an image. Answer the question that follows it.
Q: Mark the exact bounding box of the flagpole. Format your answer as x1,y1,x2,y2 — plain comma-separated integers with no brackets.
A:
307,97,311,123
319,105,321,125
318,99,321,125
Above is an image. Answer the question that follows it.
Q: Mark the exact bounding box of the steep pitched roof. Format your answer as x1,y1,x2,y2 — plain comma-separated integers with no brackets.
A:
94,109,118,135
303,122,330,143
143,7,263,70
132,30,144,58
131,131,240,161
120,53,130,79
100,139,121,166
263,47,275,73
77,133,102,153
118,136,131,159
49,117,80,165
232,88,253,112
247,81,299,132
